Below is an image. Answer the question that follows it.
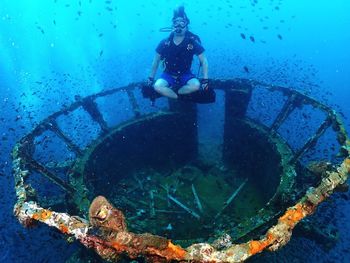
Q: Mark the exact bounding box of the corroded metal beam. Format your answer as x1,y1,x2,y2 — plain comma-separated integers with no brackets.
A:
126,89,141,117
47,120,82,156
290,115,333,164
270,93,299,132
80,97,109,133
26,157,75,194
331,112,350,156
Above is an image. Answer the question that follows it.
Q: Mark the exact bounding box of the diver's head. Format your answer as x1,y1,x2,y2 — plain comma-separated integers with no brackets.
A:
172,6,189,35
173,17,188,35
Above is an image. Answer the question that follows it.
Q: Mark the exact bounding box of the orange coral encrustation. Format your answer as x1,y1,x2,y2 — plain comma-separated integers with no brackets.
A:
32,209,52,221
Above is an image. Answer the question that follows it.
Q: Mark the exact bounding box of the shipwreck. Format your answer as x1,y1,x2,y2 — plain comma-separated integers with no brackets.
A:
12,79,350,262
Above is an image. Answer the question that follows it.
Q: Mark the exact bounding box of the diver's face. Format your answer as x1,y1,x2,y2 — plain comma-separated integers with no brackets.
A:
173,18,187,34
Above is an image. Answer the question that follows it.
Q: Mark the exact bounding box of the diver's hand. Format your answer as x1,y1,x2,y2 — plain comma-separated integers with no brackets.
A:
147,77,155,87
200,78,209,90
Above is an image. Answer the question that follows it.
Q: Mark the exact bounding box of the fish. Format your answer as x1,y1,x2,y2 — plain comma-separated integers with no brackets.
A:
249,36,255,42
277,34,283,40
240,33,246,39
243,66,249,73
36,26,45,34
164,223,173,231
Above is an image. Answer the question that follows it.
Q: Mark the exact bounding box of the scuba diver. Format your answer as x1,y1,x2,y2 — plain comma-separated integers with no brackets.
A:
145,6,211,101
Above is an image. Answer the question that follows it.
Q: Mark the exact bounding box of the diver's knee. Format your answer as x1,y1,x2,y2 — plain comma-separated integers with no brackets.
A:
153,83,163,93
187,79,200,91
187,83,200,92
153,83,160,93
191,83,200,91
154,80,167,93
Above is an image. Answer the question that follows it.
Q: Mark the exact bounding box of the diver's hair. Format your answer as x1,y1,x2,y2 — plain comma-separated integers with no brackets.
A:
172,5,190,24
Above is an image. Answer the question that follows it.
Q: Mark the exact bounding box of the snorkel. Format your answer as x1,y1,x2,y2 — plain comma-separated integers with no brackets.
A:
159,5,190,33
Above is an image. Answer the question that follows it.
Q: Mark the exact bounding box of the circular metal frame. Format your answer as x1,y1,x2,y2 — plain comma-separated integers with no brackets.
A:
12,79,350,262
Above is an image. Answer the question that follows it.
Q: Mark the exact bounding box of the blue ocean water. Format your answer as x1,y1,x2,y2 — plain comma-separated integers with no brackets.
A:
0,0,349,262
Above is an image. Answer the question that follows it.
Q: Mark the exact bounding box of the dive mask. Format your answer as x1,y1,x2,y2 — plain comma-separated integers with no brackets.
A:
173,20,187,29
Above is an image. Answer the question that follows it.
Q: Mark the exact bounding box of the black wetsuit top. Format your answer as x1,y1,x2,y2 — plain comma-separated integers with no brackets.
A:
156,31,205,76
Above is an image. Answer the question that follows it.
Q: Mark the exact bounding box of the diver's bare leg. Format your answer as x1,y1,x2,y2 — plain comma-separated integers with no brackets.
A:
154,79,178,99
177,78,200,94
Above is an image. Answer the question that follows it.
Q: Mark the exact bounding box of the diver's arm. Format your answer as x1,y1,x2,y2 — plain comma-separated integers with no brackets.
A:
149,53,162,79
198,53,209,79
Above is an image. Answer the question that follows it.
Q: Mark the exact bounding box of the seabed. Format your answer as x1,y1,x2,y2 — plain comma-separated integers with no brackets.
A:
12,79,350,262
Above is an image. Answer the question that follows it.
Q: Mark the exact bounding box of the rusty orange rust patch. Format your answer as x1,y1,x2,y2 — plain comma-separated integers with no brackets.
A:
40,210,52,220
249,240,269,255
279,203,305,227
147,241,187,260
32,213,39,220
266,232,275,242
166,241,187,259
32,210,53,221
291,204,304,222
59,224,69,234
110,241,129,253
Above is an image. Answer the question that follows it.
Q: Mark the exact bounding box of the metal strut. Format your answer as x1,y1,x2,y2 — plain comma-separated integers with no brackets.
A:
270,93,299,133
47,120,83,156
126,89,141,117
81,98,109,133
290,115,333,164
26,157,75,194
